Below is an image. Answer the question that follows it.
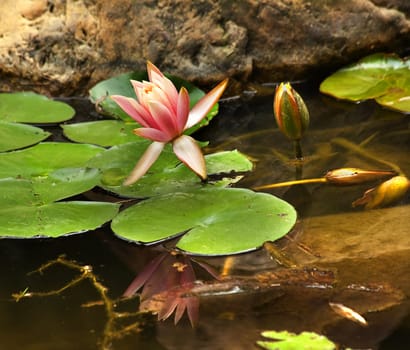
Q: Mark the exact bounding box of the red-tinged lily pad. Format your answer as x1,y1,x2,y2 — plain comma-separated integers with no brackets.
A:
0,92,75,123
320,53,410,113
89,71,219,133
111,187,297,256
0,121,50,152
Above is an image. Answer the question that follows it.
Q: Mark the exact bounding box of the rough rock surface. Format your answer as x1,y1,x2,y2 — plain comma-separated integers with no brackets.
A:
0,0,409,96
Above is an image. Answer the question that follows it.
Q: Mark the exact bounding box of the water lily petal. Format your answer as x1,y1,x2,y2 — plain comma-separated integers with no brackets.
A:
174,298,188,324
147,60,164,82
111,95,150,127
173,135,207,180
131,99,162,129
186,78,228,129
158,297,178,321
176,87,190,132
158,76,179,112
186,296,200,327
133,128,171,142
123,253,168,297
130,80,146,103
177,260,197,325
148,100,178,138
147,61,179,106
151,85,177,115
123,141,165,186
131,80,151,105
131,80,173,115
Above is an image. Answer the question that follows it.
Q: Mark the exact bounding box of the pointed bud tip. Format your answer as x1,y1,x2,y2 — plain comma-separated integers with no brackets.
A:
273,81,309,141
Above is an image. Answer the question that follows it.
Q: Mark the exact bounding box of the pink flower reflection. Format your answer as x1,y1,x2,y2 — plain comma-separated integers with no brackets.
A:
124,251,219,327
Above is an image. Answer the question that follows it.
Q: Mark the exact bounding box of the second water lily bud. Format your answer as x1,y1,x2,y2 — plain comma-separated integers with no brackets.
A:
352,176,409,209
273,82,310,141
325,168,397,185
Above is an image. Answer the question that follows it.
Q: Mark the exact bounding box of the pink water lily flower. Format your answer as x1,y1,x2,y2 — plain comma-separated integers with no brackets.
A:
111,61,228,186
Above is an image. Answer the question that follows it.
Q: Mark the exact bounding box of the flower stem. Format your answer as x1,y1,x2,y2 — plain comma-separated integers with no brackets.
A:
253,177,327,190
294,139,303,160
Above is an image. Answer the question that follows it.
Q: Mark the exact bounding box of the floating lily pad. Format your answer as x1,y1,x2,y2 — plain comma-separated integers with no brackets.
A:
62,120,138,146
257,330,336,350
0,121,50,152
0,168,101,205
111,187,296,256
0,142,105,179
0,201,119,238
34,168,102,203
0,92,75,123
0,175,119,238
320,53,410,113
87,142,253,198
89,71,219,133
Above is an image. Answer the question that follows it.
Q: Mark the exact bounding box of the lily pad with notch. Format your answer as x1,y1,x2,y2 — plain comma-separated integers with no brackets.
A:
0,121,51,152
320,53,410,113
87,142,253,198
111,187,297,256
0,169,119,238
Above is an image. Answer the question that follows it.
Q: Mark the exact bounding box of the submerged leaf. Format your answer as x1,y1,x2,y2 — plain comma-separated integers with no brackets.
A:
111,187,296,256
0,92,75,123
257,330,336,350
320,53,410,113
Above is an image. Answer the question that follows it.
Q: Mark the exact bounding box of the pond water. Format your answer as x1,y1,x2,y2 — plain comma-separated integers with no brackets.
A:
0,82,409,349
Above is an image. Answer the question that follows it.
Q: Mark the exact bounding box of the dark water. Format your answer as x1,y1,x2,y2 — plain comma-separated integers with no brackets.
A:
0,84,409,349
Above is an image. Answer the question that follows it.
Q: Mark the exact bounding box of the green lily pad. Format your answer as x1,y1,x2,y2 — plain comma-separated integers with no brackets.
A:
0,92,75,123
0,121,51,152
257,330,336,350
320,53,410,113
0,142,105,179
87,142,253,198
89,71,219,133
0,176,119,238
62,120,138,146
33,168,102,204
0,201,119,238
0,168,101,205
111,187,296,256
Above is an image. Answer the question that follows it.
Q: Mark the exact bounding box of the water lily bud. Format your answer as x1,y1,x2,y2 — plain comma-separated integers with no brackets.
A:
273,82,310,141
352,175,409,209
325,168,397,185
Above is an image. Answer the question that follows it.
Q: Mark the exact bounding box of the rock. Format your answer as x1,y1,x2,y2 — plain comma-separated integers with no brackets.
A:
0,0,409,96
284,204,410,295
